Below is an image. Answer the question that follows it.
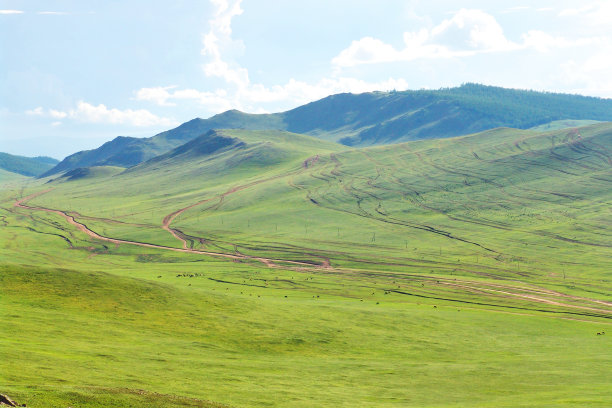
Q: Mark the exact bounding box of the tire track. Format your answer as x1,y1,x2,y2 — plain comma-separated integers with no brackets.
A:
14,190,329,269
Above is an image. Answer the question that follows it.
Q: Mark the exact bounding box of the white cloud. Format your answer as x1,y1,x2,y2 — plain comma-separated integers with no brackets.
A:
49,109,68,119
132,0,410,115
332,8,607,68
333,9,519,68
134,86,178,106
332,37,406,67
203,59,249,89
431,9,517,51
236,77,409,110
51,121,62,126
69,101,176,126
38,11,69,15
550,32,612,97
135,86,233,112
25,102,177,127
0,10,23,14
135,76,408,114
201,0,249,88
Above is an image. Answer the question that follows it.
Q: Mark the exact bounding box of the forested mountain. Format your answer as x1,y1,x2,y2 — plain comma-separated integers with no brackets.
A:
42,84,612,177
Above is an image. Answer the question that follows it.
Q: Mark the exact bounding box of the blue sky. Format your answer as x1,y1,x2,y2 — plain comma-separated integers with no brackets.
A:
2,0,612,159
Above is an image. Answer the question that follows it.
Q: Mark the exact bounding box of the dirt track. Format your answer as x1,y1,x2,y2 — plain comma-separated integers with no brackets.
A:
13,189,611,318
14,189,327,269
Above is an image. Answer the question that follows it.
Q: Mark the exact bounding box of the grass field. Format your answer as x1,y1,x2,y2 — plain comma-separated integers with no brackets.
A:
1,125,611,407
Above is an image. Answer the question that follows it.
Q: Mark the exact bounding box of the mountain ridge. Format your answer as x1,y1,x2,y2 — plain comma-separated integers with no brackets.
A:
42,83,612,177
0,153,59,177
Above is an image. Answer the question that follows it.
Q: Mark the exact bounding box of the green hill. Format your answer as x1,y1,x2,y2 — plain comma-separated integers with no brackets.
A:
57,166,125,182
0,152,59,177
42,84,612,177
3,124,611,407
24,123,612,291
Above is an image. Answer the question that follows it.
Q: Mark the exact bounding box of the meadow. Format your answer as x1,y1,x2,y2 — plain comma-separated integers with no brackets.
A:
1,125,611,407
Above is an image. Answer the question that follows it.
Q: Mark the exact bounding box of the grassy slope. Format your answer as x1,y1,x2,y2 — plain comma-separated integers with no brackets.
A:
2,126,611,407
0,168,30,183
0,152,58,177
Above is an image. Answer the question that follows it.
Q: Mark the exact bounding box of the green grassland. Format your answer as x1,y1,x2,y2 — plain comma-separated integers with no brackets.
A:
1,125,611,407
0,168,30,184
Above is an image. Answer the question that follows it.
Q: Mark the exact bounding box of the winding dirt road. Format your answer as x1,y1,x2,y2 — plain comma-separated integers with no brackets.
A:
14,189,328,269
13,188,611,319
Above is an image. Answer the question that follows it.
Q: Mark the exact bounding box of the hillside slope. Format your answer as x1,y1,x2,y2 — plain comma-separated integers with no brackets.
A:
5,124,611,407
0,152,58,177
29,123,612,287
42,84,612,176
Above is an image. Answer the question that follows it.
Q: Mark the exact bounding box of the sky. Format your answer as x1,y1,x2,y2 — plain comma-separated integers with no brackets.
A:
2,0,612,159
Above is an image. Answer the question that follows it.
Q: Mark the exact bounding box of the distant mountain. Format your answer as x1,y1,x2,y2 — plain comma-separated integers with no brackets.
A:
0,152,59,177
42,83,612,177
127,128,342,177
40,115,283,178
283,84,612,145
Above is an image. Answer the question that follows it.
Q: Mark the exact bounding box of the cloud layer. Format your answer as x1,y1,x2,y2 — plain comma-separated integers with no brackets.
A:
135,0,409,113
331,8,599,68
27,102,177,127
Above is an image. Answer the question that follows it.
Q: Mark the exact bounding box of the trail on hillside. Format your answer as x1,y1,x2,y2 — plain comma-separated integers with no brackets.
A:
160,167,332,268
14,190,326,269
161,175,286,249
13,186,611,319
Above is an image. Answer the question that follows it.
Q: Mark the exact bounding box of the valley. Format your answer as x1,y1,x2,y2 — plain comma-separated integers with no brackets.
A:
2,123,611,407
